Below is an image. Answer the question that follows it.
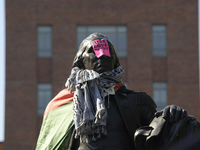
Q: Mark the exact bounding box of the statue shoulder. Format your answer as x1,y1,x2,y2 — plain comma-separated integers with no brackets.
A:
116,86,156,108
127,90,157,108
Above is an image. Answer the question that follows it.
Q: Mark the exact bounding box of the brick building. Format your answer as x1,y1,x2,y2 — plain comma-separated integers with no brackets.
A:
3,0,199,149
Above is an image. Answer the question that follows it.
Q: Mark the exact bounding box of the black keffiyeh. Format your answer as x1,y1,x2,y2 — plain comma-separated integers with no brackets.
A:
65,66,124,143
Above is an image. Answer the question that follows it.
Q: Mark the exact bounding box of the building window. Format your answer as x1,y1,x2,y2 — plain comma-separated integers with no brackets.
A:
152,25,167,56
77,26,127,57
124,82,128,88
153,82,167,110
37,84,52,116
37,26,52,57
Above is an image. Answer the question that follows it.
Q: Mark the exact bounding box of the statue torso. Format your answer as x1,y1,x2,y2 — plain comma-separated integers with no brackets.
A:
78,95,133,150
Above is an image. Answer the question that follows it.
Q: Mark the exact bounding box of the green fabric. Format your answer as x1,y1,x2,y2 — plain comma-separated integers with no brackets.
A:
36,102,74,150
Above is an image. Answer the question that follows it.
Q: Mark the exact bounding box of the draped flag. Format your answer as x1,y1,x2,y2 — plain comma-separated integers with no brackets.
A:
35,83,124,150
36,89,74,150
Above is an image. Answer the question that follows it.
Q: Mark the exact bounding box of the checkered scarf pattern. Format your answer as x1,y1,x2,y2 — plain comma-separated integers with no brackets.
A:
65,66,124,143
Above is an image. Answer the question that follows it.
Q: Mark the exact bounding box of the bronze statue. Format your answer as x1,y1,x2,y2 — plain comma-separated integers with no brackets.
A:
36,33,200,150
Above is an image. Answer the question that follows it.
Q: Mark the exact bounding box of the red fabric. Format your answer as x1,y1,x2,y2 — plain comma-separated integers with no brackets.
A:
43,83,125,118
114,82,124,91
43,88,74,118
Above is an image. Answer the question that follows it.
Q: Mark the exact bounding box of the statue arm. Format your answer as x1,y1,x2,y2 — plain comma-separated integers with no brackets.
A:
136,92,157,126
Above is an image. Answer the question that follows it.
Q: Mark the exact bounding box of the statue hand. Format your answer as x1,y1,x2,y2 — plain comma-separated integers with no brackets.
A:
155,105,187,123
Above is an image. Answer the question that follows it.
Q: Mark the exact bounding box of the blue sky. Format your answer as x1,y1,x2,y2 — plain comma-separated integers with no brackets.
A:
0,0,5,142
0,0,200,142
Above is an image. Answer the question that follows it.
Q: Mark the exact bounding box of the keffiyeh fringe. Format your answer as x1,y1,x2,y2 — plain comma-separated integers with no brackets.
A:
65,66,124,143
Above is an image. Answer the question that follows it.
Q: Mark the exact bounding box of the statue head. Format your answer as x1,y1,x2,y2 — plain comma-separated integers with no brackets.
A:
72,33,120,73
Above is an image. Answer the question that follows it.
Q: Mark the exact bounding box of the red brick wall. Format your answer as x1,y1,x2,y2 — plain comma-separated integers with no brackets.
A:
166,1,199,119
6,0,199,149
6,0,38,149
0,143,3,150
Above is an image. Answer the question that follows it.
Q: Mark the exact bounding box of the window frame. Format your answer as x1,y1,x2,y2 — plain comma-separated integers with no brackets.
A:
37,26,52,57
37,83,52,116
152,25,167,57
77,25,127,57
153,82,168,111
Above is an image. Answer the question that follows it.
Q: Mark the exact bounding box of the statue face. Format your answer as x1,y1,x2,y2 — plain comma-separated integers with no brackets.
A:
82,43,117,73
